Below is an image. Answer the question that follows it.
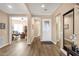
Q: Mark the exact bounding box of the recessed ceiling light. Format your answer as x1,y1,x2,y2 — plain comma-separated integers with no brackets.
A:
8,5,12,8
41,4,45,8
44,9,47,11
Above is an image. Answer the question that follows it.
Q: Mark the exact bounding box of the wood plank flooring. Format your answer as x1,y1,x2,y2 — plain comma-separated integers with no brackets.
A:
0,37,65,56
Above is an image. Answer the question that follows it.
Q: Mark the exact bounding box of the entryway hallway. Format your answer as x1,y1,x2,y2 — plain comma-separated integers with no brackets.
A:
1,3,79,56
0,37,64,56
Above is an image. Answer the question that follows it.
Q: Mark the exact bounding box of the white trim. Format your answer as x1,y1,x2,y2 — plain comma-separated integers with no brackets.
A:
27,37,34,45
27,42,31,45
40,40,52,42
41,19,52,42
0,43,9,48
31,37,34,43
60,48,67,56
53,42,56,45
51,41,57,45
9,17,12,44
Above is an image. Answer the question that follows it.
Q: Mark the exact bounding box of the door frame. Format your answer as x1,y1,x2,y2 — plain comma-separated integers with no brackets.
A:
41,18,52,42
8,16,28,44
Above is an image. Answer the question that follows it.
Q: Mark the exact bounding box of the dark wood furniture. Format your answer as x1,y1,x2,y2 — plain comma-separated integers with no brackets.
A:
64,46,79,56
12,34,19,41
20,32,25,39
63,8,77,56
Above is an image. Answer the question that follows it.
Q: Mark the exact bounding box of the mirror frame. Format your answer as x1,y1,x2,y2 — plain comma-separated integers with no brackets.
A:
63,8,75,50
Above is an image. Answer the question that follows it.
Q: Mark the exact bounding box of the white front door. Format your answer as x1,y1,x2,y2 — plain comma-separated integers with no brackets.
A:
41,19,52,41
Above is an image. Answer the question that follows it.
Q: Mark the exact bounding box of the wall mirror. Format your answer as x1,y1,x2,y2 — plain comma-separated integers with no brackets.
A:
63,9,74,50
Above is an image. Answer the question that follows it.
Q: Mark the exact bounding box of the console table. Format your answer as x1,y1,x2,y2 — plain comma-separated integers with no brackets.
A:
64,46,79,56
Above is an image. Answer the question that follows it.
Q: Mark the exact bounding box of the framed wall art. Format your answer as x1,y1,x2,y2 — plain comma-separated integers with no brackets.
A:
0,23,6,29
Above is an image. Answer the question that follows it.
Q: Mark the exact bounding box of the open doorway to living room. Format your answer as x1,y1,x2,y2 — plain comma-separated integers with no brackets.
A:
9,16,28,44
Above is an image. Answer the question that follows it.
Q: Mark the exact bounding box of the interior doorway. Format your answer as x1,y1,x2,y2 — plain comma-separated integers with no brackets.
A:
41,19,52,42
9,16,28,44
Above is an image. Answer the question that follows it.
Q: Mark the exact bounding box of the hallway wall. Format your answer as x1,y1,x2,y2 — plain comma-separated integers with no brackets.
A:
74,6,79,48
30,17,41,43
32,16,52,42
27,14,33,44
0,10,33,47
0,10,9,48
31,16,53,43
51,3,75,50
32,17,41,37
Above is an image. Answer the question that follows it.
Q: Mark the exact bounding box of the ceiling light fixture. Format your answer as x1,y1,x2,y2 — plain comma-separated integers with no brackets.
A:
8,5,12,8
41,4,45,8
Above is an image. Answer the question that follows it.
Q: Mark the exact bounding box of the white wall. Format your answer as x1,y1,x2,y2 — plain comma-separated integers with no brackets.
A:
30,17,41,44
56,15,61,42
31,17,41,38
34,19,41,37
0,10,9,48
27,14,32,44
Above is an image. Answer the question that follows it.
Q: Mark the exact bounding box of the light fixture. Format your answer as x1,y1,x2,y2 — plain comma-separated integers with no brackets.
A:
41,4,45,8
8,5,12,8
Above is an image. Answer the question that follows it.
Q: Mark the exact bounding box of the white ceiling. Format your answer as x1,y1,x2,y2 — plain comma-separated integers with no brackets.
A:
27,3,61,16
0,3,30,14
0,3,61,16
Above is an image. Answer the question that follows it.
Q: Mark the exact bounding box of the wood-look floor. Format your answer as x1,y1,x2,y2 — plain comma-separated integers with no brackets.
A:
0,37,65,56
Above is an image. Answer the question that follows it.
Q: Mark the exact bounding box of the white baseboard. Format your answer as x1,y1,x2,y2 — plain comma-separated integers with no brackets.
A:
51,41,57,45
27,37,34,45
0,43,9,48
27,41,31,45
60,48,67,56
53,42,57,45
31,37,34,43
40,40,52,42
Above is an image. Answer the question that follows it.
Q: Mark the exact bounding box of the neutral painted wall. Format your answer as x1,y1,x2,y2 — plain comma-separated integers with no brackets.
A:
33,17,41,37
27,14,33,44
51,4,79,55
0,10,32,47
74,6,79,47
51,3,75,49
56,15,61,42
0,10,9,48
32,16,52,42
